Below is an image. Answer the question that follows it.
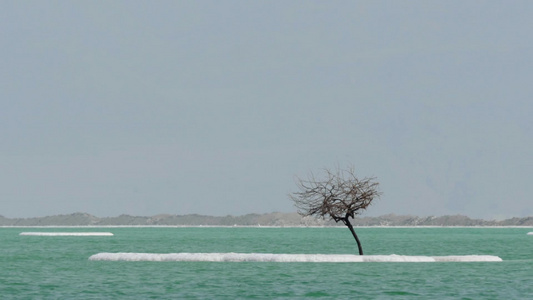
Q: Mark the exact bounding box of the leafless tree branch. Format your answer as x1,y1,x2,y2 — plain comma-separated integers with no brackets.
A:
289,165,381,255
290,166,380,221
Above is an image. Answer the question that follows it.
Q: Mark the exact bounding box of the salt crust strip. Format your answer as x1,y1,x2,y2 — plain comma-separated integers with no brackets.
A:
89,252,502,262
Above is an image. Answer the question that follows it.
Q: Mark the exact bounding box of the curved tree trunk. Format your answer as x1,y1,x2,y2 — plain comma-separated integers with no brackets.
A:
343,218,363,255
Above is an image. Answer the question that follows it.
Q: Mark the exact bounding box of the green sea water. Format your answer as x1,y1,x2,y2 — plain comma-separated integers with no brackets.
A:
1,227,532,299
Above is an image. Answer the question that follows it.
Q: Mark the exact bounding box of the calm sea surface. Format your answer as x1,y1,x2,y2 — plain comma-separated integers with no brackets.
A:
1,227,532,299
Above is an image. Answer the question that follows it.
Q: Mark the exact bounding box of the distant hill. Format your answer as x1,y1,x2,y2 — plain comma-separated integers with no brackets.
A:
1,212,532,226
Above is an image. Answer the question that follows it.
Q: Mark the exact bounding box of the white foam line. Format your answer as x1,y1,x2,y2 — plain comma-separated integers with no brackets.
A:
20,232,113,236
527,232,533,235
88,253,502,262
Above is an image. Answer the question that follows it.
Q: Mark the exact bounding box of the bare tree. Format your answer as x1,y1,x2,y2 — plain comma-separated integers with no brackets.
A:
290,166,381,255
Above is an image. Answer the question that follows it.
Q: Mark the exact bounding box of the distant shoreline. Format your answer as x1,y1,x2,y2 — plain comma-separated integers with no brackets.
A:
2,212,532,227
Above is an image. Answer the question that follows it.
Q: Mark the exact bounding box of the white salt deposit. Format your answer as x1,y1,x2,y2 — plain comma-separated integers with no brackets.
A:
88,252,502,262
431,255,502,262
20,232,113,236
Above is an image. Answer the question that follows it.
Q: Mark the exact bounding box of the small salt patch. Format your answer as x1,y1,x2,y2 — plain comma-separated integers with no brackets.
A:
20,232,113,236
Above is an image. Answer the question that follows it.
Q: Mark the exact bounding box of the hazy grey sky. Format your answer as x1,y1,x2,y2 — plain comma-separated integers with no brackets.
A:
1,1,532,219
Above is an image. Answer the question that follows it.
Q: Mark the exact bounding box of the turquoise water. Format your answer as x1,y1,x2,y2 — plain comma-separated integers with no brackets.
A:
1,227,532,299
